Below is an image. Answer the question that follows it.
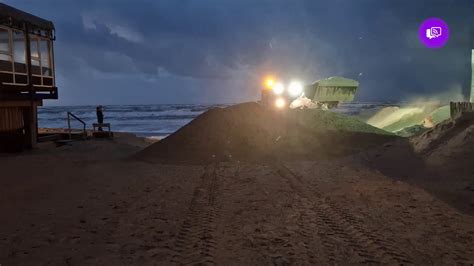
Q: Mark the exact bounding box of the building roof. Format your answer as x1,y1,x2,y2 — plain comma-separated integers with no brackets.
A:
0,3,54,31
313,76,359,87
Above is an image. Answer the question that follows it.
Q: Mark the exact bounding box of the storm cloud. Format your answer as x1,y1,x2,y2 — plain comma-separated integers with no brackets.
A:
4,0,474,105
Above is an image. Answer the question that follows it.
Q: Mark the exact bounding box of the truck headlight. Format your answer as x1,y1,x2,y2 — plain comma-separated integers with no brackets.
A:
288,81,303,97
264,78,275,89
275,97,286,108
272,83,285,95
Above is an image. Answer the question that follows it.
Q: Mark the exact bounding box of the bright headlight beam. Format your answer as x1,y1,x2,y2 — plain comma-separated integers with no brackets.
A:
265,78,274,88
288,81,303,97
275,98,286,108
272,82,285,95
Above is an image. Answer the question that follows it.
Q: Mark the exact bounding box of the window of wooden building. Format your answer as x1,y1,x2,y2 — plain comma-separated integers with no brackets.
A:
0,25,54,87
30,35,53,87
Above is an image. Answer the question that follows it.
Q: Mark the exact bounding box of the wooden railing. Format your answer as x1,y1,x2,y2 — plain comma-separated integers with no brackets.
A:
67,112,86,140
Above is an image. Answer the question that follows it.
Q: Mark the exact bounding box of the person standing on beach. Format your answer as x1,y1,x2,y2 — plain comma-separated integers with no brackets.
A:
96,105,104,131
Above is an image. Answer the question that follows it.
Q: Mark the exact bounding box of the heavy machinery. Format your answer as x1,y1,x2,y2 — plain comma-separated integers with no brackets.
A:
304,76,359,109
261,76,359,109
261,76,305,109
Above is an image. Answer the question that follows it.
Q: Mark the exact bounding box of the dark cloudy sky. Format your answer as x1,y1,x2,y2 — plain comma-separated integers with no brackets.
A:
5,0,474,105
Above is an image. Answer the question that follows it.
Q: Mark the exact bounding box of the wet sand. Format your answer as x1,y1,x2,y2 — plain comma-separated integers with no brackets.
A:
0,134,473,265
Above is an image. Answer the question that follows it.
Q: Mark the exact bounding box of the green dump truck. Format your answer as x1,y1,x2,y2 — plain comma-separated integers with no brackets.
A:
304,76,359,109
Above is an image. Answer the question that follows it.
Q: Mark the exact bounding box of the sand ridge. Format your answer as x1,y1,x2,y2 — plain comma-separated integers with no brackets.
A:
137,102,397,164
412,112,474,168
1,105,473,264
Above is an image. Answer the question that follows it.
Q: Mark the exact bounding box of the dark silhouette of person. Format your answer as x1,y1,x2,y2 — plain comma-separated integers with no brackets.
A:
96,105,104,131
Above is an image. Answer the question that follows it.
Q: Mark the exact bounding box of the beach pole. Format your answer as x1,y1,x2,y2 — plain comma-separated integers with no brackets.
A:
470,49,474,103
67,113,71,140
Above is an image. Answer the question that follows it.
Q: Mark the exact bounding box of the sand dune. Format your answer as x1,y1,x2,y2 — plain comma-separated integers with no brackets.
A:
1,105,473,265
412,112,474,168
138,102,396,164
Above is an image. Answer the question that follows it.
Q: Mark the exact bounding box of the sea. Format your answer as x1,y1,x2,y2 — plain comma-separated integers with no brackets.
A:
38,102,396,138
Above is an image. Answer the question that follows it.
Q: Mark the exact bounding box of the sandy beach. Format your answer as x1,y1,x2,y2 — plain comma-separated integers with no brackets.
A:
0,1,473,264
1,112,473,265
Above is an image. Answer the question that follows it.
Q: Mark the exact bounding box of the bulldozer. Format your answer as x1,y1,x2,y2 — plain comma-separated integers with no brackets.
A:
261,76,359,109
304,76,359,109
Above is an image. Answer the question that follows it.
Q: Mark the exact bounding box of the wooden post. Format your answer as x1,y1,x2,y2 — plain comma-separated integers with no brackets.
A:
22,103,37,149
67,112,71,140
32,102,38,147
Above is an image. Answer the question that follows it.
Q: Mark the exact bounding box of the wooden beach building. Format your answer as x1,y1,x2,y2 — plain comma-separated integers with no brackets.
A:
0,3,57,151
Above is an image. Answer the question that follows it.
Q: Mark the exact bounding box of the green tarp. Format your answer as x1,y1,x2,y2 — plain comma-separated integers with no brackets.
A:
316,76,359,87
306,76,359,102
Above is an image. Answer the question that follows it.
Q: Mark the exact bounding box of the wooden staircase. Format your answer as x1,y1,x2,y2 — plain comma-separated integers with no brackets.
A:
37,112,88,145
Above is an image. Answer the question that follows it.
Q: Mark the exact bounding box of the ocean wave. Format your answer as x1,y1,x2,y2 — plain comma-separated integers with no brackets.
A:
38,103,386,137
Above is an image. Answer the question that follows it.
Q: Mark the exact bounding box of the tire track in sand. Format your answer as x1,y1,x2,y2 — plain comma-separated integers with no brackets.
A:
170,163,221,265
275,163,413,264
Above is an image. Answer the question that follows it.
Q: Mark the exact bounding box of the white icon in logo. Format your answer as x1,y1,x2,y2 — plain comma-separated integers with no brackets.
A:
426,27,442,39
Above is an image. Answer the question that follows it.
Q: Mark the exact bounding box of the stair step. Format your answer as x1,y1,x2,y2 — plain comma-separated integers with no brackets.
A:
38,134,61,143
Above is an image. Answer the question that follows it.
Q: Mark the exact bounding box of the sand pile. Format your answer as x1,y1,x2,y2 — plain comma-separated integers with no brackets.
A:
411,112,474,167
138,102,396,163
288,108,391,135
